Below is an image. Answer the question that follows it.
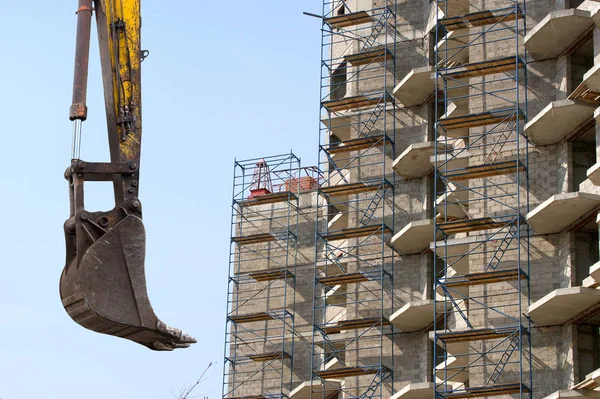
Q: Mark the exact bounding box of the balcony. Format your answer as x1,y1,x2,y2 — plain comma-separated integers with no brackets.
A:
524,99,595,146
526,192,600,235
528,287,600,326
524,9,594,61
392,219,441,255
389,300,443,332
393,142,443,180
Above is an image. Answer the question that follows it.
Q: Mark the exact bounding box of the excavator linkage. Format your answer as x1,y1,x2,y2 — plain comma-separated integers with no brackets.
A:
61,0,195,350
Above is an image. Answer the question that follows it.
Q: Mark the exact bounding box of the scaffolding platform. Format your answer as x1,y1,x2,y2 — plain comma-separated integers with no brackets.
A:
231,233,277,245
440,383,529,399
317,272,370,286
393,66,436,107
440,160,524,181
322,93,392,112
228,312,275,324
391,383,435,399
320,317,389,334
321,225,391,241
323,134,391,155
223,396,269,399
237,192,297,207
528,287,600,326
319,181,391,197
525,9,593,60
315,365,384,379
392,219,439,255
443,269,526,289
441,57,523,80
439,8,522,30
393,142,443,180
247,352,290,362
524,99,595,146
289,380,341,399
345,48,393,66
574,368,600,390
526,192,600,235
390,300,442,332
437,217,509,234
247,269,294,282
436,327,518,343
324,10,373,29
438,109,521,130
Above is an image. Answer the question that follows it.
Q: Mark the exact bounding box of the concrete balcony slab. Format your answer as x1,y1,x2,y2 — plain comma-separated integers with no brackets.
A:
436,182,469,220
391,383,436,399
526,192,600,234
528,287,600,326
525,100,595,146
393,66,436,107
392,219,441,255
525,9,593,61
543,389,600,399
393,142,444,180
587,161,600,186
389,300,443,332
583,63,600,93
574,368,600,390
290,380,342,399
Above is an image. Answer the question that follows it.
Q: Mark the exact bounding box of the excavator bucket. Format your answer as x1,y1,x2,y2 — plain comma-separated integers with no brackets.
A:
61,208,196,351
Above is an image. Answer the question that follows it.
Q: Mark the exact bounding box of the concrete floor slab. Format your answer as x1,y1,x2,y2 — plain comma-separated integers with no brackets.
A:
436,182,469,220
528,287,600,326
587,161,600,186
390,300,442,332
574,367,600,390
583,63,600,93
526,192,600,234
393,142,443,179
393,66,436,107
392,219,440,255
435,354,469,383
289,380,342,399
544,390,600,399
436,30,469,65
525,100,595,146
321,114,352,140
430,150,470,172
391,382,435,399
525,9,593,60
589,261,600,283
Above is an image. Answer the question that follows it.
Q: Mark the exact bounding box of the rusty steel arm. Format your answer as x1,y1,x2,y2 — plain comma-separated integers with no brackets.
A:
70,0,93,121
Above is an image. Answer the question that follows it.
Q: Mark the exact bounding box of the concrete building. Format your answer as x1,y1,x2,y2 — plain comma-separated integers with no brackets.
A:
223,1,600,399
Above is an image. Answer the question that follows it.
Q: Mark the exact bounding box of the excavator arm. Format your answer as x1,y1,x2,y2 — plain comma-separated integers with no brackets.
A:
61,0,195,351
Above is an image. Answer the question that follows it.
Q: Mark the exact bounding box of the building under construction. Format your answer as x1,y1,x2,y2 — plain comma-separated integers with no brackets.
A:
223,1,600,398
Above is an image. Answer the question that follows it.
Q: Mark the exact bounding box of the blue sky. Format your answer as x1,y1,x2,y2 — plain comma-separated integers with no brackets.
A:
0,1,321,397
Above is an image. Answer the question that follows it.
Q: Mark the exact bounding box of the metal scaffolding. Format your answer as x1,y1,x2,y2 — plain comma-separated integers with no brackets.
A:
223,153,307,399
311,1,398,398
433,1,532,398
